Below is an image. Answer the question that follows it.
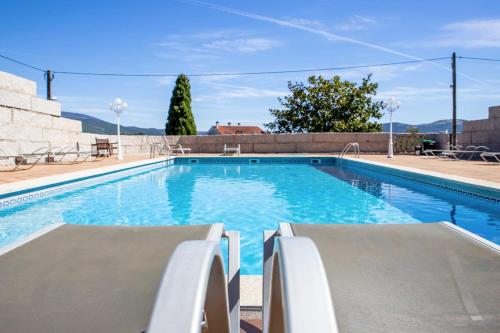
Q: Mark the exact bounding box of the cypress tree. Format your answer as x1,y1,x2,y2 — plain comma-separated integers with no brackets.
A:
165,74,197,135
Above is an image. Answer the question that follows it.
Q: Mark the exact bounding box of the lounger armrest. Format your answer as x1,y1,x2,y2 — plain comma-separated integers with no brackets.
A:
263,236,339,333
148,240,232,333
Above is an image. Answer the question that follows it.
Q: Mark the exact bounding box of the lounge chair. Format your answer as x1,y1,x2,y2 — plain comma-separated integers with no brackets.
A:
223,144,241,156
263,222,500,333
154,137,192,156
440,145,490,160
167,144,191,155
0,223,240,333
480,152,500,163
0,147,51,171
423,145,462,157
47,145,94,164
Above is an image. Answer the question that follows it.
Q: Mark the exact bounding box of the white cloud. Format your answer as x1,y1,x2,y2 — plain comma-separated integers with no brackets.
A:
335,15,377,32
157,30,281,61
156,77,175,87
204,37,281,53
176,0,428,61
193,83,286,102
377,85,500,102
423,19,500,48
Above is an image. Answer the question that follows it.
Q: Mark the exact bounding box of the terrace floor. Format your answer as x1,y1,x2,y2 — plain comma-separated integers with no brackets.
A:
0,154,151,184
0,153,498,185
357,154,500,184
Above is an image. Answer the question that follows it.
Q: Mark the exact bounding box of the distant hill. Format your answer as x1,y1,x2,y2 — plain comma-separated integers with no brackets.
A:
62,112,165,135
382,119,464,133
62,111,464,135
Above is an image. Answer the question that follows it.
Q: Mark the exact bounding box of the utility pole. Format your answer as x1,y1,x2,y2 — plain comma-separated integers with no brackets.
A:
45,70,54,100
451,52,457,146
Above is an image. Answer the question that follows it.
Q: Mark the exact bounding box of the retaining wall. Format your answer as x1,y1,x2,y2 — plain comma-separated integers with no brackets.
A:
167,132,448,154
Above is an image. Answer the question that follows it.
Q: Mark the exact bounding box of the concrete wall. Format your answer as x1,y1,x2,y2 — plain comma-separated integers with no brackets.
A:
166,132,448,154
458,106,500,151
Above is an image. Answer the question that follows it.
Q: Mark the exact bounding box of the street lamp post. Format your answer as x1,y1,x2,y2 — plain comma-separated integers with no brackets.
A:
383,96,401,159
109,98,127,160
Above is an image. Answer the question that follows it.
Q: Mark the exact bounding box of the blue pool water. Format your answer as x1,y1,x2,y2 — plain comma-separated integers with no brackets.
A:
1,160,499,274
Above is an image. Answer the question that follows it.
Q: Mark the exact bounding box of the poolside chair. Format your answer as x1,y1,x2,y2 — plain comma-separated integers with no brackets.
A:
92,138,118,157
223,144,241,156
0,223,240,333
480,152,500,163
263,222,500,333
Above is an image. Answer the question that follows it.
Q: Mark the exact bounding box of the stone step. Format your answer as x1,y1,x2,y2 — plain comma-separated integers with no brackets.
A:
0,88,61,116
0,71,37,96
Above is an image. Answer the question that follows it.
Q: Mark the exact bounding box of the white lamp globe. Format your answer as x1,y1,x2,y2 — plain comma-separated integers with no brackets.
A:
114,97,122,105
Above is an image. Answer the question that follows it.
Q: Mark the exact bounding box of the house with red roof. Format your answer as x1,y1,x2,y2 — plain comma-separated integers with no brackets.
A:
208,122,266,135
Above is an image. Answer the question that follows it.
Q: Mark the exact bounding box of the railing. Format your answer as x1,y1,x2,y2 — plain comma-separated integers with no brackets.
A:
339,142,360,158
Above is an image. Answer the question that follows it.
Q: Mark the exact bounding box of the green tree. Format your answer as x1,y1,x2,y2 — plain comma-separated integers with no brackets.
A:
265,75,383,133
166,74,197,135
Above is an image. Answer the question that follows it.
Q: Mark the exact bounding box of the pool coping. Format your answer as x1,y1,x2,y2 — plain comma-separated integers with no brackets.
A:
341,156,500,201
346,157,500,190
0,157,171,199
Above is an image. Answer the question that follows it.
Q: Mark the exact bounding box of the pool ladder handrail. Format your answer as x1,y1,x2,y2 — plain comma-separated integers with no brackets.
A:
339,142,360,158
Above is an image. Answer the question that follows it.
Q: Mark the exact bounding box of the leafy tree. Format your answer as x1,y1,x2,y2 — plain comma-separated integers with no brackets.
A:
406,127,419,134
265,75,383,133
166,74,197,135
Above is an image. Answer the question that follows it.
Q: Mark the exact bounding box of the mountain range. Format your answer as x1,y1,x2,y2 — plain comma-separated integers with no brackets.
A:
62,111,464,135
62,112,165,135
381,119,464,133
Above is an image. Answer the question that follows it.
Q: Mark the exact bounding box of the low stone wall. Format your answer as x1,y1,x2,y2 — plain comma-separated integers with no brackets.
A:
168,132,448,154
458,106,500,151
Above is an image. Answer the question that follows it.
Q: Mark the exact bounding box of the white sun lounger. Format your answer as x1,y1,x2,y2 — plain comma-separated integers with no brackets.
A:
480,152,500,163
0,223,240,333
263,222,500,333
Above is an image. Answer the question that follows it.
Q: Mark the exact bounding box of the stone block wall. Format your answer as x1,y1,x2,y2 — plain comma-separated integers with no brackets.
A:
0,71,162,157
458,106,500,151
167,132,447,154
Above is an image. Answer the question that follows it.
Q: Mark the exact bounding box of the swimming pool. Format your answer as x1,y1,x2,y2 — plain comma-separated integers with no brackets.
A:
1,157,499,274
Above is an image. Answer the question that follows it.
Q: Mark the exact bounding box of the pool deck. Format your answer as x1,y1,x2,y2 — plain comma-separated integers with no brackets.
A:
0,154,153,185
357,154,500,184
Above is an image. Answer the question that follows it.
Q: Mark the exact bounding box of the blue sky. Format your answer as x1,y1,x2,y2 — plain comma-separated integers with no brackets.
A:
1,0,499,130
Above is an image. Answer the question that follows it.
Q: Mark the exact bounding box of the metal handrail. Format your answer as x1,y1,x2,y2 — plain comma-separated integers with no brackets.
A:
339,142,360,158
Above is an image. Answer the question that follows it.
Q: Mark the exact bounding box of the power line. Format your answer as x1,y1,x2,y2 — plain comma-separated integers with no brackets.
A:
458,56,500,63
0,53,45,72
0,52,449,77
54,57,451,77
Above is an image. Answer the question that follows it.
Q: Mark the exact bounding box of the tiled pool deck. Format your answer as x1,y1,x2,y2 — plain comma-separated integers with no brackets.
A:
0,154,153,184
1,153,499,185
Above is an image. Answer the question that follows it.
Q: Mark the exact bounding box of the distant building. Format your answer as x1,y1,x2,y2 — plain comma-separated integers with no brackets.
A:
208,121,265,135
